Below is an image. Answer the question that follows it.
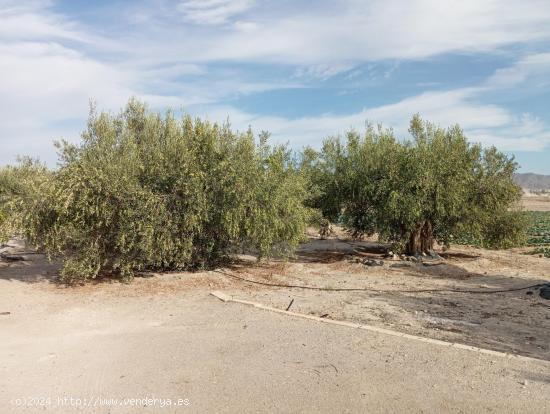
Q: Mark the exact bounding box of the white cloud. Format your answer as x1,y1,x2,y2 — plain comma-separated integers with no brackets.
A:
155,0,550,65
88,0,550,72
0,39,156,164
177,0,254,25
194,86,550,152
469,114,550,151
487,53,550,88
0,0,108,45
0,42,132,119
233,20,259,32
0,35,296,163
294,63,355,81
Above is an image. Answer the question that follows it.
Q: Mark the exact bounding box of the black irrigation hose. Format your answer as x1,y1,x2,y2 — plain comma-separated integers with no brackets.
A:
214,269,547,295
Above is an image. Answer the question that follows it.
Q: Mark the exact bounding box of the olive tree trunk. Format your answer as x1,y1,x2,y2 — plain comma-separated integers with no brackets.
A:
405,221,434,255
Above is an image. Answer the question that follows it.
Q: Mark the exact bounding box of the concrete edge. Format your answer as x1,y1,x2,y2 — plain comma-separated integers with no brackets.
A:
209,291,549,365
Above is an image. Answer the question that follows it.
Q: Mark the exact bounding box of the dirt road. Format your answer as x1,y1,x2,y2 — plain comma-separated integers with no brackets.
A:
1,263,549,413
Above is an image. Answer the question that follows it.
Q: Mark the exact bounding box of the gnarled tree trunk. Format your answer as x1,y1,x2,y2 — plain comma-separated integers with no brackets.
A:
406,221,434,255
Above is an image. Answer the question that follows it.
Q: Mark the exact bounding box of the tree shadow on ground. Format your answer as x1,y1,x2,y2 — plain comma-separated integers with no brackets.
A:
439,251,481,260
0,255,60,284
294,237,389,263
1,239,60,284
409,262,483,280
375,275,550,360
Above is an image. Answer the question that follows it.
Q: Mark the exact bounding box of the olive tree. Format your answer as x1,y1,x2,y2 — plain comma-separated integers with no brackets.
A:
11,99,311,281
0,158,49,243
304,115,526,254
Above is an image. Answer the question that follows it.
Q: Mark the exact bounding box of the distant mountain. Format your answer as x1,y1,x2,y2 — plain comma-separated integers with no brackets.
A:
514,173,550,190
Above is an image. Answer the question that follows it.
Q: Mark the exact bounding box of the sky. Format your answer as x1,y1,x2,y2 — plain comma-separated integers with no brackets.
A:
1,0,550,173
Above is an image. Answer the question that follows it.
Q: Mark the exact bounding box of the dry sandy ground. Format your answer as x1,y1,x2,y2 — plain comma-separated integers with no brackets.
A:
1,240,550,413
521,191,550,211
223,236,550,361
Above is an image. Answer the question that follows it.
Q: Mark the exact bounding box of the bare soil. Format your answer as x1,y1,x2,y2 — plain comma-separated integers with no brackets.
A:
522,191,550,211
1,234,550,412
215,232,550,361
2,232,549,362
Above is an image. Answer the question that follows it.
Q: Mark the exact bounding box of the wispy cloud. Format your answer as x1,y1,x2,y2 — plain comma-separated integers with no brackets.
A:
196,67,550,152
144,0,550,65
487,53,550,88
177,0,255,25
0,0,110,45
294,63,356,81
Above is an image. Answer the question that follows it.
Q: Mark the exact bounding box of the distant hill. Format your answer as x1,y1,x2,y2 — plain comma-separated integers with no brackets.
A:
514,173,550,190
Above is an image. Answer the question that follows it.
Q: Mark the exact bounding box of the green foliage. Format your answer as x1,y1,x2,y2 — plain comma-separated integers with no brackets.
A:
305,115,526,253
525,211,550,245
300,141,347,223
471,210,528,249
0,158,49,243
13,99,310,282
524,211,550,258
534,246,550,258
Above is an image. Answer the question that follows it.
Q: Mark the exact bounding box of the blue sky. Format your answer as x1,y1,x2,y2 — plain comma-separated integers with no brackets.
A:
1,0,550,173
